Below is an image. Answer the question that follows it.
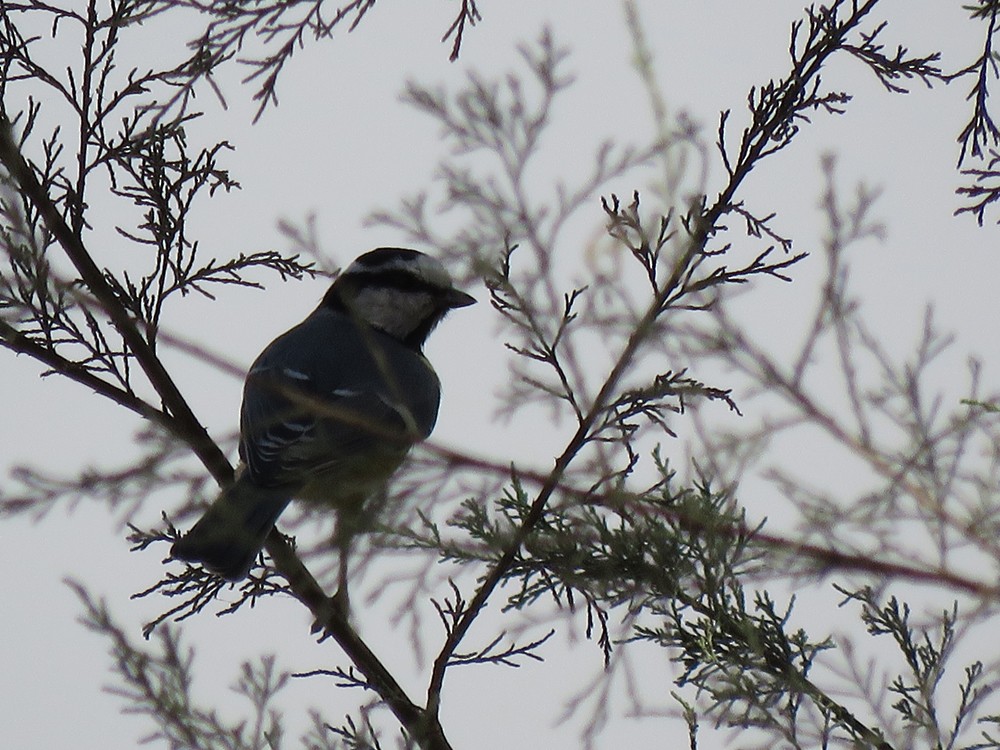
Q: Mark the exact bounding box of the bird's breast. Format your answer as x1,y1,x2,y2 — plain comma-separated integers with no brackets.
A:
294,448,409,510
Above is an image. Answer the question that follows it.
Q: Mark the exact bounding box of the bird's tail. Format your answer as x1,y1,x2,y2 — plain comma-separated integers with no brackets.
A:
170,474,291,580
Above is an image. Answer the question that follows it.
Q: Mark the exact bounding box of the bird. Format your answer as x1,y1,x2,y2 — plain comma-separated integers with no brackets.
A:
170,247,475,602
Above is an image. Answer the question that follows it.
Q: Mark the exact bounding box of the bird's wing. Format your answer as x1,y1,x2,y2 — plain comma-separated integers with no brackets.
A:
236,308,443,491
239,361,419,490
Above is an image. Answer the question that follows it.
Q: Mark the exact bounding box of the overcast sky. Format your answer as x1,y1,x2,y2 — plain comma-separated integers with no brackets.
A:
2,2,997,748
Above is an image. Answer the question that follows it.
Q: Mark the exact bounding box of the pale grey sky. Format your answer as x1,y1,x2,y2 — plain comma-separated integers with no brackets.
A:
2,2,997,748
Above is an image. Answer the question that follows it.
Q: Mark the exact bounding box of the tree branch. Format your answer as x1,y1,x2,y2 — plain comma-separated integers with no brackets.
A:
0,115,230,481
424,0,913,726
0,113,453,750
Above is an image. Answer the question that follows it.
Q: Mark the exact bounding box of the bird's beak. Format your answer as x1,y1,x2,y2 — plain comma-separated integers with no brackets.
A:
445,288,477,309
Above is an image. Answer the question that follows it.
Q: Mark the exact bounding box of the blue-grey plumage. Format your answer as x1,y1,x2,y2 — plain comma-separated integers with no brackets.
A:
171,248,474,583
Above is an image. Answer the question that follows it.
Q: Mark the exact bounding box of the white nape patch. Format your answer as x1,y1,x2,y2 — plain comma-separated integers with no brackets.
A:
347,251,454,290
281,367,311,381
406,254,453,288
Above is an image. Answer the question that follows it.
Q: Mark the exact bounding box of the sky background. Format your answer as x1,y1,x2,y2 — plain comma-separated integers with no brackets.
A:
2,1,998,748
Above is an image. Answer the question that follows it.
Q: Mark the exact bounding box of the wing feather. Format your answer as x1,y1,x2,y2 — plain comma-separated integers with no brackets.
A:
238,310,441,491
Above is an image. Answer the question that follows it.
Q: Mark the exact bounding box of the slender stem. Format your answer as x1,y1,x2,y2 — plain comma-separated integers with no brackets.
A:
0,317,169,428
269,538,453,750
0,116,452,750
0,115,230,483
425,0,884,719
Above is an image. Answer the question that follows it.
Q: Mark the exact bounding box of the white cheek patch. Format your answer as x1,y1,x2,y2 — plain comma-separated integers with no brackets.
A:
353,289,435,339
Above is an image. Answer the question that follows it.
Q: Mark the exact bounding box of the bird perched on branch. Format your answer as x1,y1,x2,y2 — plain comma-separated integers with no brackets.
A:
171,247,475,604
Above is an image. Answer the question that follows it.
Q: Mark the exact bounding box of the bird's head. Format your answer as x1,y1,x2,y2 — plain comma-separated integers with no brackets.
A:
321,248,476,348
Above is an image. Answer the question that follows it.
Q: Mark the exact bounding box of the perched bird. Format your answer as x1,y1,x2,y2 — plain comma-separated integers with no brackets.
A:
171,248,475,599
